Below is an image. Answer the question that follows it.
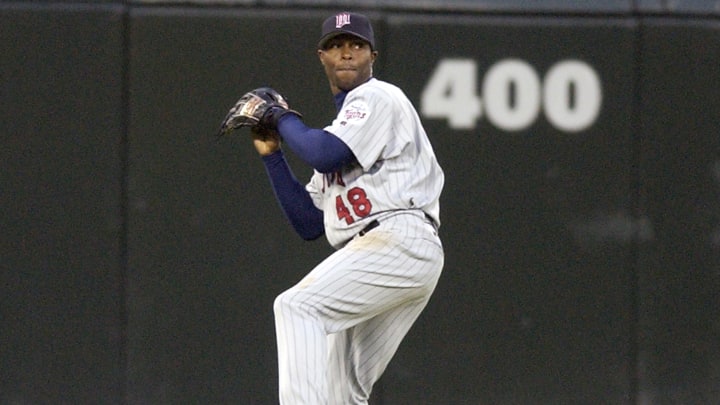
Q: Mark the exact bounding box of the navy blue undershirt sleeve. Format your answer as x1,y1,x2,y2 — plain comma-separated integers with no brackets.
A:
261,150,324,241
276,114,356,174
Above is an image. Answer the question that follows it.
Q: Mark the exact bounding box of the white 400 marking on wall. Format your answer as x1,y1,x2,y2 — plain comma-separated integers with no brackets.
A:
420,58,602,132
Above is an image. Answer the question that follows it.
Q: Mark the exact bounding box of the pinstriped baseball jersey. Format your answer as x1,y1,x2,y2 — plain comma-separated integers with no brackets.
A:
306,78,445,248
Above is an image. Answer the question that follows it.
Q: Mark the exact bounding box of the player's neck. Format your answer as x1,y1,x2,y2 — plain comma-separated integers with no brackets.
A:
333,91,348,111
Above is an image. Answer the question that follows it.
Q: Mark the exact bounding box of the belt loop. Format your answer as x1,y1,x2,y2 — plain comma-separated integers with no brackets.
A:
358,219,380,237
424,212,438,232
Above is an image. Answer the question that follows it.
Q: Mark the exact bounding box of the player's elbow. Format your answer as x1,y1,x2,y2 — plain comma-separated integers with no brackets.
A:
289,211,325,241
313,160,343,174
307,134,356,174
297,226,324,241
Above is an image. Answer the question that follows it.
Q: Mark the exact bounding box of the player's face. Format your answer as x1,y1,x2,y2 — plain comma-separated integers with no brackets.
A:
318,35,377,94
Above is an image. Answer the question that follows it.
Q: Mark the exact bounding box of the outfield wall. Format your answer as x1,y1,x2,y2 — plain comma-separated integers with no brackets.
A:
2,2,719,403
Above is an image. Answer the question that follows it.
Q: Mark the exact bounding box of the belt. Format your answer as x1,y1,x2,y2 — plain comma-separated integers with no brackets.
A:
358,219,380,237
357,213,435,237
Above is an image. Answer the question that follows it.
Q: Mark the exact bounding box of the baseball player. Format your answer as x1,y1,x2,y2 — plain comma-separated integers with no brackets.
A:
219,11,444,404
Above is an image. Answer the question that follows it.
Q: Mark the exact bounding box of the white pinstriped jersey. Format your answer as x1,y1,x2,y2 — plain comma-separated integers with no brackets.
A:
306,78,445,248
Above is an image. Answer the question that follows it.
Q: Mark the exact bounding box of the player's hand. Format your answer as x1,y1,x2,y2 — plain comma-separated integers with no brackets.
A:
218,87,302,136
251,127,281,156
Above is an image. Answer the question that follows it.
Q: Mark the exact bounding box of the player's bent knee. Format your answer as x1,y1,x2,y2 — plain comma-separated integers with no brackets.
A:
273,288,315,319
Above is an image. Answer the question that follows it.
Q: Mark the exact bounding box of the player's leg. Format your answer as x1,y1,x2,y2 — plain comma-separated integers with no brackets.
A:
274,252,352,405
326,214,443,403
327,295,432,404
326,329,352,402
275,250,394,405
274,213,442,404
274,293,329,404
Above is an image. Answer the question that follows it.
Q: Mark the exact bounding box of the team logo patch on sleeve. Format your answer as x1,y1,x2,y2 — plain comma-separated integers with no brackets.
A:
340,100,370,126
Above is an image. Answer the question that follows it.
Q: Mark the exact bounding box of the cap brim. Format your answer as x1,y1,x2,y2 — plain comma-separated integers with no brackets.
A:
317,30,374,50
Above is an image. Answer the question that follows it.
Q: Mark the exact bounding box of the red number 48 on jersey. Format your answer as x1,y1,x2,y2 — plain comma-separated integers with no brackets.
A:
335,187,373,225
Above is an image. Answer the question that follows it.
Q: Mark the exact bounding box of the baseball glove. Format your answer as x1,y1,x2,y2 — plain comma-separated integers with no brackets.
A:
218,87,301,136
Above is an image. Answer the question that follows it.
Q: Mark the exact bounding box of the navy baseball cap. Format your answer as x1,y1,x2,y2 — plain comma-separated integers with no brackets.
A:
318,12,375,50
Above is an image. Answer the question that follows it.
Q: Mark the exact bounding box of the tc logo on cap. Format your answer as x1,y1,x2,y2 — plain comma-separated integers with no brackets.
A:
335,13,351,28
318,12,375,50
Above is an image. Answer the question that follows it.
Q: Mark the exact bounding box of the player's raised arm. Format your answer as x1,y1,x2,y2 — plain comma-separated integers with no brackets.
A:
251,128,324,240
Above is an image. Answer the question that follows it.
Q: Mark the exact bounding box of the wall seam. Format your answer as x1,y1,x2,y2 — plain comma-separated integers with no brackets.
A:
118,4,131,405
628,9,646,405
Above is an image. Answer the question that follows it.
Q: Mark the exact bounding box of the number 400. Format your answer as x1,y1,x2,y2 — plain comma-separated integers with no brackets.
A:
420,58,602,133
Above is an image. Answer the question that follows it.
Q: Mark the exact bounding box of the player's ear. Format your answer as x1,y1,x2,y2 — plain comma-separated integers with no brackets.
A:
317,49,326,65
